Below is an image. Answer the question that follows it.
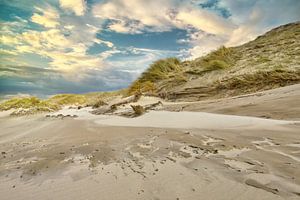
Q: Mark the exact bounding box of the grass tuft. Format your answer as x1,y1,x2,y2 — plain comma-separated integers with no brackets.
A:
189,46,237,74
128,58,181,95
47,94,87,105
0,97,60,115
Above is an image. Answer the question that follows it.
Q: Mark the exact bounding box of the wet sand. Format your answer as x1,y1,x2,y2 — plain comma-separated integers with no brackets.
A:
0,109,299,200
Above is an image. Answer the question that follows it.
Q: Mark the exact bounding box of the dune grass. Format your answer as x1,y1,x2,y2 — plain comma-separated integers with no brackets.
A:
138,57,182,82
0,97,59,111
128,58,182,95
0,97,60,115
0,90,126,116
188,46,238,75
46,94,87,106
215,69,300,94
128,81,157,96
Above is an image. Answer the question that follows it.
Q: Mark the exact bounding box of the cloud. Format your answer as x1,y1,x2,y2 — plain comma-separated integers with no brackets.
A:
0,49,18,56
1,4,118,78
174,6,234,35
13,28,105,73
184,31,228,59
92,0,236,59
31,7,60,28
93,0,176,32
93,0,300,58
0,35,20,45
0,64,133,97
59,0,86,16
221,0,300,46
93,0,235,35
2,26,104,75
108,20,144,34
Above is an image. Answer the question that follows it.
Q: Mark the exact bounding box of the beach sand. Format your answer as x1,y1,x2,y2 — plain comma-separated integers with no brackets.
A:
0,85,300,200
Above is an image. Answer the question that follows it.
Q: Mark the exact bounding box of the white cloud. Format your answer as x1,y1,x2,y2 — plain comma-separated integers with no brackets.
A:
1,4,119,78
222,0,300,46
13,28,105,73
93,0,176,32
185,31,228,59
108,20,144,34
31,7,59,28
92,0,300,58
92,0,235,35
92,0,236,58
0,35,20,45
59,0,86,16
2,26,109,76
0,48,18,56
174,7,234,35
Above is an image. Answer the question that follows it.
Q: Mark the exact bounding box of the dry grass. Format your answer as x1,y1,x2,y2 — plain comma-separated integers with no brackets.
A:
128,58,182,95
216,69,300,94
91,99,108,109
188,46,238,74
46,94,87,106
130,105,145,116
0,90,124,116
138,57,181,82
0,97,60,115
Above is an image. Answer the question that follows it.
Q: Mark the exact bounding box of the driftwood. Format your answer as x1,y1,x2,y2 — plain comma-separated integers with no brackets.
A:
90,105,114,115
120,101,163,117
91,94,141,115
130,105,145,116
92,100,108,109
91,94,162,117
111,93,141,107
144,101,162,110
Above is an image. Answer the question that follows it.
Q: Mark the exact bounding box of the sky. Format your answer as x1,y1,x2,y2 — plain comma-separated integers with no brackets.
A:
0,0,299,98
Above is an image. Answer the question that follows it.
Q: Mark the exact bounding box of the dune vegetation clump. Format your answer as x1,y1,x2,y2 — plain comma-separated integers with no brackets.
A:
188,46,237,75
206,60,230,71
138,57,182,82
128,81,157,96
128,58,182,95
0,94,88,116
0,97,39,111
0,90,127,116
46,94,87,106
130,105,145,116
0,97,60,116
91,99,108,109
216,69,300,94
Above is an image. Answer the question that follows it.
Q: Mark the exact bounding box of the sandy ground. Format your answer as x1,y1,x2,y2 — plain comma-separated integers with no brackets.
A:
163,84,300,120
0,84,300,200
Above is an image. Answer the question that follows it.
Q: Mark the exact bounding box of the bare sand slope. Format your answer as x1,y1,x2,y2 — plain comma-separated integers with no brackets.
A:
163,84,300,120
0,110,299,200
94,111,294,129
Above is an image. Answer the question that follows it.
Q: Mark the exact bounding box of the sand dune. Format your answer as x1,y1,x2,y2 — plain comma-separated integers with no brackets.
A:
163,84,300,120
0,85,300,200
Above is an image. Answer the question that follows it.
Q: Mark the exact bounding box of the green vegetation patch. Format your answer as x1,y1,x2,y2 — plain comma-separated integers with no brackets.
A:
128,58,182,95
47,94,87,105
138,57,182,82
216,69,300,94
189,46,238,74
0,97,60,115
